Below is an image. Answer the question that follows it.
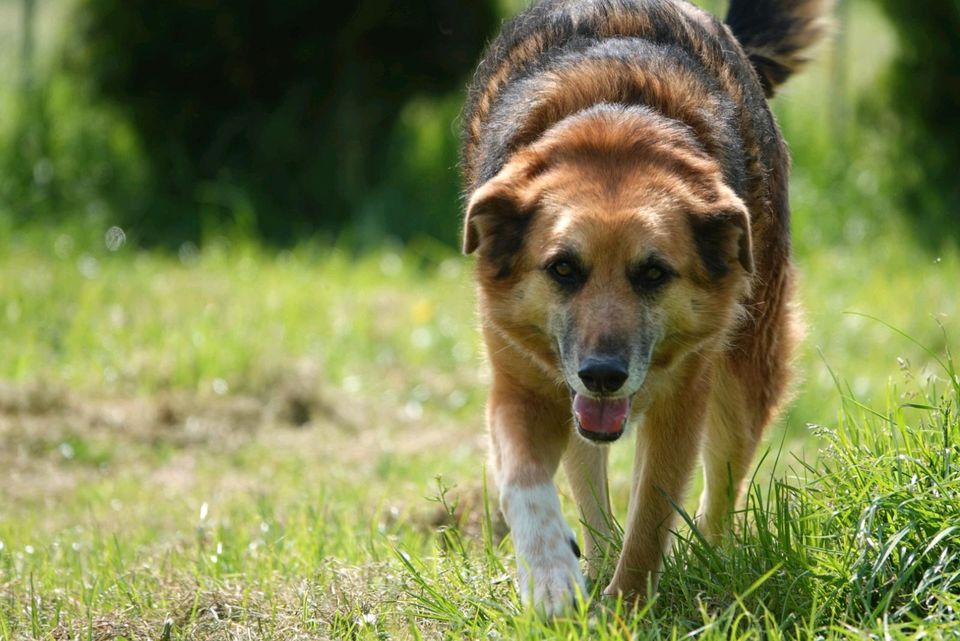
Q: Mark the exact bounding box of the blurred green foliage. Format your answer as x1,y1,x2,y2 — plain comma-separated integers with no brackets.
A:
0,0,956,248
1,0,496,245
869,0,960,246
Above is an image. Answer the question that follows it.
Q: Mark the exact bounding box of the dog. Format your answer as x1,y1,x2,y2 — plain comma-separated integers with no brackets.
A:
459,0,829,615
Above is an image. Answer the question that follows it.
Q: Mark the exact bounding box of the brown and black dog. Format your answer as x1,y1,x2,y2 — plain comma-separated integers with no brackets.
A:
460,0,829,616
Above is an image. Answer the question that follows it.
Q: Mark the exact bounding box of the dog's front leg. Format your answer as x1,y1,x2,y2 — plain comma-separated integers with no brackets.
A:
562,436,614,581
605,363,710,601
489,382,584,616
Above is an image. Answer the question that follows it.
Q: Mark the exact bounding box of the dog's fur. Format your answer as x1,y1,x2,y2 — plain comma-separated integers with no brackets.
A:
460,0,829,615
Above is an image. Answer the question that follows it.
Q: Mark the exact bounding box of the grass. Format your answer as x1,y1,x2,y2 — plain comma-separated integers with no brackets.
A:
0,210,958,638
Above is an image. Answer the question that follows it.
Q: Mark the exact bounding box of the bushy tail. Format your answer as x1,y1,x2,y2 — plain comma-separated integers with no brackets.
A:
726,0,833,97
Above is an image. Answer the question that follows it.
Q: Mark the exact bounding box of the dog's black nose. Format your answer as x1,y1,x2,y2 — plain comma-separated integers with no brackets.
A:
578,356,628,394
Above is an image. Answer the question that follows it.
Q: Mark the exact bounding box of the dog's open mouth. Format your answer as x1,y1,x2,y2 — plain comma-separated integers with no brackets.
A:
573,393,630,442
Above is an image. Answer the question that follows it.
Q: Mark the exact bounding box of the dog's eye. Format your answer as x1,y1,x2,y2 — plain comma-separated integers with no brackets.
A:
642,266,665,282
545,259,583,286
551,261,574,278
631,262,673,292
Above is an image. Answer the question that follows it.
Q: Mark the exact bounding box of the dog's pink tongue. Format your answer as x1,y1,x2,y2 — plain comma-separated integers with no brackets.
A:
573,394,629,434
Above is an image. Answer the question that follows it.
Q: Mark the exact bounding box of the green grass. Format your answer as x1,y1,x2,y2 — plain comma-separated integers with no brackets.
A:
1,209,958,638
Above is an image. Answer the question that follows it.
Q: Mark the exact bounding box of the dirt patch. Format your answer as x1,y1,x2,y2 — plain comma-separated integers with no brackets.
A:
0,377,482,505
0,379,362,464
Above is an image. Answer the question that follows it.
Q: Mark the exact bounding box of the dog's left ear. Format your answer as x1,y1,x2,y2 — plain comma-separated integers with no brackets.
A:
689,202,754,279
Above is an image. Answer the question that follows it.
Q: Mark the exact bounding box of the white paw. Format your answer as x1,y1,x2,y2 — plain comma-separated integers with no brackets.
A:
516,535,586,617
501,483,586,617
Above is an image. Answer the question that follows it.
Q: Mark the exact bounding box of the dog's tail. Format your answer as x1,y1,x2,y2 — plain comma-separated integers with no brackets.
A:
725,0,832,97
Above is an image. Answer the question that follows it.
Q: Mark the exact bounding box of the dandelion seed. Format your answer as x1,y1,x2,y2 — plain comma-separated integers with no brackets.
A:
59,442,75,460
77,255,99,279
109,305,126,328
439,258,462,280
447,390,468,409
411,327,433,349
199,502,209,521
54,234,75,259
25,545,34,555
212,378,229,395
179,241,200,265
104,226,126,251
380,253,402,276
343,375,361,393
161,619,174,641
411,384,431,402
404,400,423,420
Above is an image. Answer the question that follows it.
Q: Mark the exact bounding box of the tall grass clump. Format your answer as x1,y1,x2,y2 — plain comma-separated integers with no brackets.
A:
810,326,960,628
397,328,960,638
659,328,960,637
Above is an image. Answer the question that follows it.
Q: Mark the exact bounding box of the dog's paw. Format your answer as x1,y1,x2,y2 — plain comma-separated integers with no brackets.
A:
501,483,586,616
602,574,653,609
516,532,586,617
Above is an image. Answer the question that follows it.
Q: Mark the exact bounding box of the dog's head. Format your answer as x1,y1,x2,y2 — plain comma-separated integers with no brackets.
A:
464,106,753,443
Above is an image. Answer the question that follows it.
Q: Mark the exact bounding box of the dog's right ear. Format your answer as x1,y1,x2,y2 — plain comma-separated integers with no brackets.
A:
463,179,517,254
462,179,531,273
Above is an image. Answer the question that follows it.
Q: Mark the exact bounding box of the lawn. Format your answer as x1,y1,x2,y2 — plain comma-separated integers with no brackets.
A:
1,199,959,639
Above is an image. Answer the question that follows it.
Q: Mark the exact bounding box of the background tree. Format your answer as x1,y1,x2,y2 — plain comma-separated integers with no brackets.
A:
869,0,960,244
60,0,497,244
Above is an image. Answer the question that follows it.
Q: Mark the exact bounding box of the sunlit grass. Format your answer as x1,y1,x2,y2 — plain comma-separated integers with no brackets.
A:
395,353,960,639
1,207,958,637
0,226,484,418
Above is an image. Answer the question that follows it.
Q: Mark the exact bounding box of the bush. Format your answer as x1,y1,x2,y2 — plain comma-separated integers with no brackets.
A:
869,0,960,246
45,0,497,244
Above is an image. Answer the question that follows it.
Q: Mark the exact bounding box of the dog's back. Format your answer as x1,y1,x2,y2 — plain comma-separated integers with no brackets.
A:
462,0,828,249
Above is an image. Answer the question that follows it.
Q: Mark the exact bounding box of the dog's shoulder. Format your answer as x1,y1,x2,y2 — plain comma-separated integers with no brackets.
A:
461,0,765,184
463,0,765,195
